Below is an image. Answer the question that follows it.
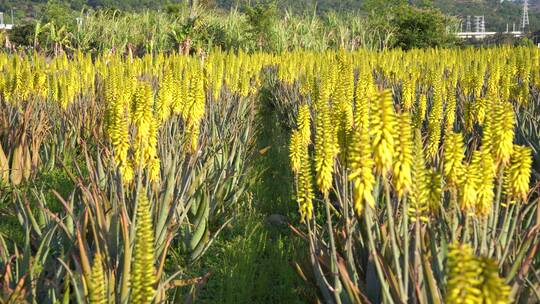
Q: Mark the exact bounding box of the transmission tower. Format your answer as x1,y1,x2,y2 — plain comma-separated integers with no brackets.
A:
480,16,485,33
522,0,530,30
474,16,485,33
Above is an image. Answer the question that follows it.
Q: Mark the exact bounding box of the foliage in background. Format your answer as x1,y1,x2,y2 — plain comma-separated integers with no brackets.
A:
2,0,463,54
393,6,456,50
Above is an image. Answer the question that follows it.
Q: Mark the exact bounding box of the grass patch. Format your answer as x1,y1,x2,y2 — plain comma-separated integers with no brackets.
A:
192,88,310,303
196,213,306,304
0,165,76,244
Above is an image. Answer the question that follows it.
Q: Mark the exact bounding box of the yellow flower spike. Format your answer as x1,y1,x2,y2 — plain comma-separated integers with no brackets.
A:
314,97,336,195
33,72,48,100
314,69,338,195
393,112,414,199
474,63,487,98
184,65,206,152
187,124,201,154
464,99,475,132
289,130,303,174
443,132,465,186
145,118,161,182
370,90,397,174
155,68,173,122
401,76,415,111
492,101,515,165
504,145,532,201
478,257,512,304
299,70,314,97
487,61,500,98
517,80,529,105
474,98,488,125
328,59,338,96
120,162,134,186
131,193,156,304
89,253,107,304
317,65,332,107
409,130,429,222
333,54,355,154
426,73,443,160
292,104,315,220
131,82,155,168
499,68,512,102
131,82,154,140
297,144,314,222
446,243,512,304
148,157,161,183
482,111,495,157
179,69,191,119
426,168,442,214
445,243,483,304
104,67,131,182
297,104,311,145
348,95,375,214
460,151,482,213
355,64,376,105
475,150,496,217
445,87,457,130
414,92,427,128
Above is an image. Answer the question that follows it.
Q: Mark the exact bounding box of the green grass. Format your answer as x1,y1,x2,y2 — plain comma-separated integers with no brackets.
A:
0,165,75,245
252,88,297,217
196,213,306,304
192,89,311,303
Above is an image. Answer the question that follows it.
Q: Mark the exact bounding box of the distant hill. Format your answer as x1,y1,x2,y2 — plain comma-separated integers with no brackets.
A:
1,0,538,32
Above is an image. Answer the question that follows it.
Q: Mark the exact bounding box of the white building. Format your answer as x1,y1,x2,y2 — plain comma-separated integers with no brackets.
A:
0,12,14,30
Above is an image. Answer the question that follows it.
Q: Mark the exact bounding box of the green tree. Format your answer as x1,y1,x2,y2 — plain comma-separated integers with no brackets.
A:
245,1,280,52
43,0,76,29
8,23,35,47
392,6,455,50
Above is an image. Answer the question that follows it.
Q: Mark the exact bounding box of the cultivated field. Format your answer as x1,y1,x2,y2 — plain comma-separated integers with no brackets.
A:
0,47,539,303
